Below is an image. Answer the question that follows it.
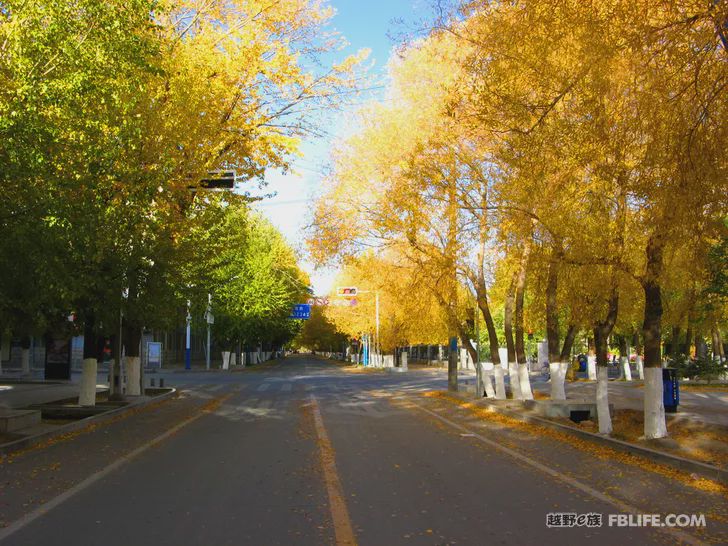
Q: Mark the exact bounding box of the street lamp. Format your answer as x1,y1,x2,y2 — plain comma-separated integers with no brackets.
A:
205,294,214,370
185,300,192,370
183,170,236,371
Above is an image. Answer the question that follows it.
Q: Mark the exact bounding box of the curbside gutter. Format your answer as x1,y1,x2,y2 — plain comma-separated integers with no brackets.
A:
458,393,728,486
0,388,177,458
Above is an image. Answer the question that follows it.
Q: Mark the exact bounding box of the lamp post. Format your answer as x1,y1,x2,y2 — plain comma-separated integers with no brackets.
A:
205,293,214,370
185,300,191,370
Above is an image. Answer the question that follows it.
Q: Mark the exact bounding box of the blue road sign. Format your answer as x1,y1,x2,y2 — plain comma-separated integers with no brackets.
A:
289,304,311,320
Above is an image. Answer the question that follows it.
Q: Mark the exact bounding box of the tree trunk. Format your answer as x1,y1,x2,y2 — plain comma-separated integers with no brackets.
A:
545,247,565,400
474,278,505,399
559,324,577,364
20,335,31,375
618,334,632,380
514,245,533,399
456,322,479,368
80,320,101,407
683,325,693,359
695,334,708,359
594,326,612,434
594,278,618,433
123,322,142,396
545,250,560,364
670,325,681,362
587,335,597,380
504,277,516,364
632,331,644,380
475,277,500,366
514,245,529,364
642,234,667,439
504,274,521,399
716,326,725,361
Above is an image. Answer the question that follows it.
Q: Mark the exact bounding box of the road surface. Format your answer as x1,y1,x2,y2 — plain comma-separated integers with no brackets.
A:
1,355,725,545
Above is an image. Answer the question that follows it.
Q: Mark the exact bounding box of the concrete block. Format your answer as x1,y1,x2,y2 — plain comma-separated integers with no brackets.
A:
0,409,41,433
521,399,613,421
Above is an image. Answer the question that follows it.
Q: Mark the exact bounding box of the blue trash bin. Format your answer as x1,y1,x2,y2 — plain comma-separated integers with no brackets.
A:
662,368,679,413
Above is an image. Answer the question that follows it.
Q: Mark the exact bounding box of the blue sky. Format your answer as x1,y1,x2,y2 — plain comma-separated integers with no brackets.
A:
252,0,427,295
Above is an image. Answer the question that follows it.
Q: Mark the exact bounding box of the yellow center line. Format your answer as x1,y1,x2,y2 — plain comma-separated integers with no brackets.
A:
309,395,357,546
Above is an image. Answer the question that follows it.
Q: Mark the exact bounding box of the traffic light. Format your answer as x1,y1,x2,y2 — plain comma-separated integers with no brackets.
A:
188,170,236,191
336,287,358,297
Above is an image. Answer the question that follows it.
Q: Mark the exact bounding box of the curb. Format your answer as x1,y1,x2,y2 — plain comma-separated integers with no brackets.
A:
0,388,177,458
456,393,728,485
0,378,68,385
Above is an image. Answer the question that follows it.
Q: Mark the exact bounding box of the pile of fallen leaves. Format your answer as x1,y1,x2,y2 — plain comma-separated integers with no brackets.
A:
561,409,728,469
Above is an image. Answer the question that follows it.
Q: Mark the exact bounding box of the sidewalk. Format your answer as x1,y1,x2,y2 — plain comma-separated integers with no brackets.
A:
447,370,728,480
0,370,109,410
0,371,172,456
529,376,728,428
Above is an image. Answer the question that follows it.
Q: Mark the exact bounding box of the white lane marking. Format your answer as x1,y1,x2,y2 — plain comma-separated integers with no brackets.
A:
206,384,225,392
256,383,270,392
0,396,229,543
407,400,704,546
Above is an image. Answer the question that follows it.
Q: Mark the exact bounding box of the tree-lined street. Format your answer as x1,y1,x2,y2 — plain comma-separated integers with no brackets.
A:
1,356,725,545
1,1,726,544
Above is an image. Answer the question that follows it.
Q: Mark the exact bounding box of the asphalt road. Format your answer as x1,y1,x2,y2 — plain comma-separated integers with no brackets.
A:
0,355,725,545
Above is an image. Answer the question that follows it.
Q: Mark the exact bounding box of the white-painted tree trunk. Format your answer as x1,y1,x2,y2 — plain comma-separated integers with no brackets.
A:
587,355,597,381
400,352,408,370
644,367,668,439
21,347,30,375
508,362,522,400
79,358,98,406
596,366,612,434
494,364,506,399
635,355,644,380
518,364,533,400
620,356,632,381
480,363,495,398
549,362,567,400
126,356,141,395
222,351,231,370
230,352,236,367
